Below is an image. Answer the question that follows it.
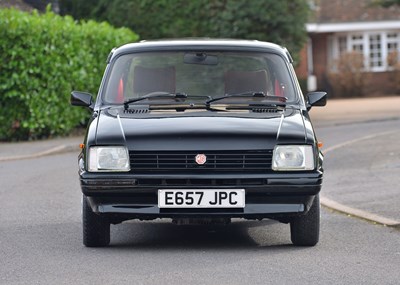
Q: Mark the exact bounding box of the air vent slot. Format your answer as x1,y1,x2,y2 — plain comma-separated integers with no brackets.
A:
251,108,280,113
124,108,150,114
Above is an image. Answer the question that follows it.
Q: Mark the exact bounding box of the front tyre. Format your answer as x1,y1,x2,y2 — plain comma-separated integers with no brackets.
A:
290,195,320,246
82,195,110,247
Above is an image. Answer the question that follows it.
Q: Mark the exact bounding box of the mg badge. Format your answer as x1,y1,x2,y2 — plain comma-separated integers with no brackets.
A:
195,154,207,165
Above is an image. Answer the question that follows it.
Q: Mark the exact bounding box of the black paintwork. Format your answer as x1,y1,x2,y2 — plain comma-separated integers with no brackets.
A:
72,39,326,223
94,109,310,150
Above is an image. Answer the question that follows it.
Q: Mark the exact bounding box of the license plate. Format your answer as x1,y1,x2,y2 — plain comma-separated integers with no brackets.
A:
158,189,245,208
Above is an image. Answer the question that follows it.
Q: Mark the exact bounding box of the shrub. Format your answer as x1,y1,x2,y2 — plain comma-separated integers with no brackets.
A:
327,51,368,98
0,8,138,140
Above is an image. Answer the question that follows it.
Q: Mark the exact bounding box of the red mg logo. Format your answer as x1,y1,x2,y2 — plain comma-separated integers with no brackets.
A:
195,154,207,165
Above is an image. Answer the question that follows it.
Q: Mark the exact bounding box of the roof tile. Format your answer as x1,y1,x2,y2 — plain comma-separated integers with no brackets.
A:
312,0,400,23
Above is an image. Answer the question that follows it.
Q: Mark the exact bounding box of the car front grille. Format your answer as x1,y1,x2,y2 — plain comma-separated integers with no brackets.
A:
129,150,273,174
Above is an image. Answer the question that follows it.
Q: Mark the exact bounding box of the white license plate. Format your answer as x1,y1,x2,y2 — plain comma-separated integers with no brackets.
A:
158,189,245,208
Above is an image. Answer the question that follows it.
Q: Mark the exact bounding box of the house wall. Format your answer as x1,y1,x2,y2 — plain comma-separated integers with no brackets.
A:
294,45,309,94
310,33,330,93
295,45,308,79
295,34,332,94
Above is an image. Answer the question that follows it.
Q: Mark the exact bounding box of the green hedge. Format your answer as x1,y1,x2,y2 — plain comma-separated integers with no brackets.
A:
0,8,138,140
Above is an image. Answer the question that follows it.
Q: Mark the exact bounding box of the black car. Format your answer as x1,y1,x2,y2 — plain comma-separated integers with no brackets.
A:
71,39,326,247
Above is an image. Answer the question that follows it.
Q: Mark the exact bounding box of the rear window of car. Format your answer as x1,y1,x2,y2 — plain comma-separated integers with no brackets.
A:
103,51,297,104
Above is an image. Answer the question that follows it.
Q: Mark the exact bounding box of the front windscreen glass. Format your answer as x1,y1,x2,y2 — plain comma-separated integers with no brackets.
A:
103,51,297,104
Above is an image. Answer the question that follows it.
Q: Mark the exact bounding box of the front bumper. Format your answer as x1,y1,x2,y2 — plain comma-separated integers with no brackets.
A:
80,171,322,221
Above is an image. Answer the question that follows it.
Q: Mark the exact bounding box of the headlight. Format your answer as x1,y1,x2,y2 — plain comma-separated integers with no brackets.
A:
88,146,130,172
272,145,314,171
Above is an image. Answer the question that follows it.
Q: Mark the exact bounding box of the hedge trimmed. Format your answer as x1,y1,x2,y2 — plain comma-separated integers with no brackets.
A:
0,8,138,140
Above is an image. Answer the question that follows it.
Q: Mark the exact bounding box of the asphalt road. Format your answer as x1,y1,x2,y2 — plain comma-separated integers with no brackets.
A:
316,119,400,223
1,120,400,285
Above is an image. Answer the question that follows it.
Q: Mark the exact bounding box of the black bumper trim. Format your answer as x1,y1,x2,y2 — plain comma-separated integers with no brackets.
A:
97,203,305,215
80,176,322,196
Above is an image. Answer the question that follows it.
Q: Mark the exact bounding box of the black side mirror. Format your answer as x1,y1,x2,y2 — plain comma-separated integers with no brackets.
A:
307,91,327,110
70,91,94,109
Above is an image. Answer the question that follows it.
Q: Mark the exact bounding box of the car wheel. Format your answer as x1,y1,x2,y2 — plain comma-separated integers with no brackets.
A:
82,195,110,247
290,194,320,246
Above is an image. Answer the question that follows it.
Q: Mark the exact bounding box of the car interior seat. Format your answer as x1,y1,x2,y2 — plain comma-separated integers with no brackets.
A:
133,66,176,95
224,70,269,95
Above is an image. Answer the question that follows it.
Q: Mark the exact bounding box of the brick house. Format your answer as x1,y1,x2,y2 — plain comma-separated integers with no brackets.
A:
297,0,400,96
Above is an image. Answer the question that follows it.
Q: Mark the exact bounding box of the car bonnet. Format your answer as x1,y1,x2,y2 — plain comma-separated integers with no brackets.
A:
94,109,310,151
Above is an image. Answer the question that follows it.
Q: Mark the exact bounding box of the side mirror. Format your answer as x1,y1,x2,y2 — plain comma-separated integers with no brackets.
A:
70,91,93,109
307,91,327,110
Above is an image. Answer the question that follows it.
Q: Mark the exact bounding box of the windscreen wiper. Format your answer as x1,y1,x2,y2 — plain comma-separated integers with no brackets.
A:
124,92,188,109
206,92,287,105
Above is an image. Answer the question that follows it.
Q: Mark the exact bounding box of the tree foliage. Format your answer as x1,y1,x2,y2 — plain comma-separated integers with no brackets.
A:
371,0,400,7
59,0,310,62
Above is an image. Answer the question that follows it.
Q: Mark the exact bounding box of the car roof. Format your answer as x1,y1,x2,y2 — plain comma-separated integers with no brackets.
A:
108,38,293,63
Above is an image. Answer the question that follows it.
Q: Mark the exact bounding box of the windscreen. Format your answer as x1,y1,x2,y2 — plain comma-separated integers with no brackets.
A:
103,51,297,103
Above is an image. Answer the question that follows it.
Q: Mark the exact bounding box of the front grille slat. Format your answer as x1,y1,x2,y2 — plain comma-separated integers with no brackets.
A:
130,150,273,174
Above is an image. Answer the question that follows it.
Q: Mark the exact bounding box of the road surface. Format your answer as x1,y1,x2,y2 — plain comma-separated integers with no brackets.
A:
1,120,399,284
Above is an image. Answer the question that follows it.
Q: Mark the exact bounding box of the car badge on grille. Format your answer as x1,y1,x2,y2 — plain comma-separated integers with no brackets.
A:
195,154,207,165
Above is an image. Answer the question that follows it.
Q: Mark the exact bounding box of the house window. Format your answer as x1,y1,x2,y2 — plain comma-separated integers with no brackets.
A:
387,33,399,67
351,35,364,53
331,31,400,72
369,34,382,68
